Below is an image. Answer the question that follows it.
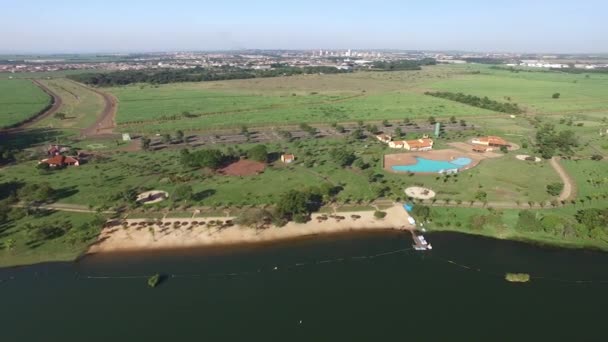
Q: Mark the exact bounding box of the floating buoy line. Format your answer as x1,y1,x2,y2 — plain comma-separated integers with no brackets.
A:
1,246,607,285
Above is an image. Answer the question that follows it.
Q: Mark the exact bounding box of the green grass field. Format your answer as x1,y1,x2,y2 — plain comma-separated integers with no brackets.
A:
109,67,495,132
0,79,51,128
33,79,104,130
106,64,608,133
427,66,608,114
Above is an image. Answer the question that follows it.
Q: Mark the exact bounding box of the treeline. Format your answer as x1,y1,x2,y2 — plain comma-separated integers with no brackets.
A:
372,58,436,71
550,67,608,74
424,91,523,114
67,66,348,86
462,58,506,64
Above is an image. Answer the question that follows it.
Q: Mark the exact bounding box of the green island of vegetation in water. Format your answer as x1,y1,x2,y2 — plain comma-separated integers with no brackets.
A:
505,273,531,283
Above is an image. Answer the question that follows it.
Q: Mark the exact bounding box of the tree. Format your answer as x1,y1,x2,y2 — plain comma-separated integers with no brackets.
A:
141,137,151,151
350,128,365,140
3,238,15,251
173,185,193,202
180,148,226,169
54,112,66,120
474,190,487,202
366,124,379,134
235,209,274,228
591,154,603,161
374,211,387,219
382,119,390,127
459,119,467,127
393,127,403,138
449,116,457,124
17,183,55,204
552,93,561,99
411,205,431,220
174,130,185,143
330,148,356,167
278,130,293,141
428,116,436,125
247,145,268,162
546,183,564,196
335,125,346,133
500,145,508,153
161,134,172,145
403,118,411,125
276,190,320,221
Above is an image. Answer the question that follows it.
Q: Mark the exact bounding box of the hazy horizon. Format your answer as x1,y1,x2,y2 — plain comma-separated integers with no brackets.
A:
2,0,607,54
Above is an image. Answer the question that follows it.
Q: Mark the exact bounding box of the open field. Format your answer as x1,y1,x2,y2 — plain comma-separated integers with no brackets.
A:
0,79,51,128
106,64,608,134
33,79,105,131
109,66,496,132
427,66,608,114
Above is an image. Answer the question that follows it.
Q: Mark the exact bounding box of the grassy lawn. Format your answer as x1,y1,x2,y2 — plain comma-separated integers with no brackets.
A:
0,210,103,267
34,79,104,130
400,155,562,203
0,79,51,128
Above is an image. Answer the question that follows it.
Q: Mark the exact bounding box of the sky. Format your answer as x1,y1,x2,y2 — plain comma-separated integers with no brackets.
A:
1,0,607,54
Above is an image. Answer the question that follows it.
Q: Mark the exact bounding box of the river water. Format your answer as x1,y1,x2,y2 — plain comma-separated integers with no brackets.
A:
1,232,607,341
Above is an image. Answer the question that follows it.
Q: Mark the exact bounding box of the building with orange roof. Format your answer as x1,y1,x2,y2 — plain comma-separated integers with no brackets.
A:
472,136,510,147
40,155,80,167
280,153,295,163
388,138,433,151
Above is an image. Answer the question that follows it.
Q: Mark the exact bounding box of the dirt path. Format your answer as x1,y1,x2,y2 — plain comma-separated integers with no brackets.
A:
68,80,118,137
12,203,115,214
0,80,63,134
550,157,575,201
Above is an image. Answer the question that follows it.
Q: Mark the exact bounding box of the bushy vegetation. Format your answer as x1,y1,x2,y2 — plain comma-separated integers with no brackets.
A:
546,182,564,196
180,148,230,169
535,123,578,159
424,91,523,114
68,66,348,86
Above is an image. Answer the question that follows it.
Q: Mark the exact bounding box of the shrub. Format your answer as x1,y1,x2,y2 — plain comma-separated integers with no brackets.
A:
374,211,387,219
546,183,564,196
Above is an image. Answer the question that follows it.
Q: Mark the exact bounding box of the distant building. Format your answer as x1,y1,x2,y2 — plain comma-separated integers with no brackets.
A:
472,136,510,147
375,134,392,144
281,154,295,163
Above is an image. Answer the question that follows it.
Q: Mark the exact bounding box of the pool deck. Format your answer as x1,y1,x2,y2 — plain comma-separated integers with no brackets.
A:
383,147,491,174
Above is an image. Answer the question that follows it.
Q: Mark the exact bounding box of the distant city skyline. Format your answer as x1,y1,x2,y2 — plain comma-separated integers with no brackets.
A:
1,0,607,54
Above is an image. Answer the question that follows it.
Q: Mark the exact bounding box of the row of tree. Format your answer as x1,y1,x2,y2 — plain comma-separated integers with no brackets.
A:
372,58,436,71
424,91,523,114
68,66,348,87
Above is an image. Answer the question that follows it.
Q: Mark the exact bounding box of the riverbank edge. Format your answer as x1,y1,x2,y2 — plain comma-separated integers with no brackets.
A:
428,226,608,252
3,212,607,269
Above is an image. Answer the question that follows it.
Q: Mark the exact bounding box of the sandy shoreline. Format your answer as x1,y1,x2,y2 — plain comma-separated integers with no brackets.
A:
87,204,415,254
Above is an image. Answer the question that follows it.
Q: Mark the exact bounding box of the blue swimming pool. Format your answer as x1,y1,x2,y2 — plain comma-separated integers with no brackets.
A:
392,157,472,173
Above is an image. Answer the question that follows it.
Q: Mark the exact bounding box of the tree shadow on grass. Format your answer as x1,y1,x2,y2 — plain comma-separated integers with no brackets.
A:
0,128,65,151
52,185,79,202
193,189,216,201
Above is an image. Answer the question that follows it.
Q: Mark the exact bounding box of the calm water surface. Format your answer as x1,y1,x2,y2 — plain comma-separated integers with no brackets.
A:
1,232,607,341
